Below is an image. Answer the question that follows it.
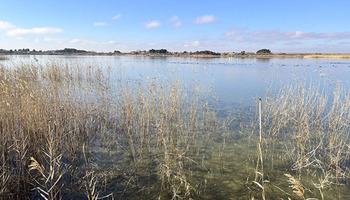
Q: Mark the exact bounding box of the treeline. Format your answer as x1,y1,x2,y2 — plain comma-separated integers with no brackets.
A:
147,49,220,55
192,50,220,55
130,49,222,55
0,48,273,56
148,49,168,54
0,48,91,54
0,48,36,53
55,48,88,53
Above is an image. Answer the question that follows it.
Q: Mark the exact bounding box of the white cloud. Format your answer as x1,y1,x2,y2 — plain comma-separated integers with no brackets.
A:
69,39,91,45
0,21,15,31
113,14,122,20
225,27,248,36
184,41,200,47
167,16,182,28
6,27,63,37
0,21,63,38
194,15,217,24
69,39,116,45
144,21,161,29
107,40,116,44
44,37,64,43
94,22,109,27
34,39,39,43
173,22,182,28
168,16,178,22
44,37,55,42
225,27,350,42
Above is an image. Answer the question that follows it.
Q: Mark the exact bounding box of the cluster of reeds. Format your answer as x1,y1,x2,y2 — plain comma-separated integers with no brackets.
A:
247,82,350,199
0,60,115,199
0,59,226,199
102,74,225,199
0,56,8,60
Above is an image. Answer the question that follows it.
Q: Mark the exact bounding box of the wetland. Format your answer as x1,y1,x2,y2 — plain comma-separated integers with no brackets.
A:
1,55,350,199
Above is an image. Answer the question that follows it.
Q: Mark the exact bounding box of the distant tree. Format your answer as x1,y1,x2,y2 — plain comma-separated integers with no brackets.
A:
56,48,87,54
256,49,272,54
114,50,121,54
193,50,220,55
20,48,30,52
148,49,168,54
240,51,245,55
158,49,168,54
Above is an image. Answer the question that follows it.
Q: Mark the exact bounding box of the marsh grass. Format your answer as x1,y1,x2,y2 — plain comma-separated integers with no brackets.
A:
0,60,228,199
246,82,350,199
0,60,112,199
2,59,350,199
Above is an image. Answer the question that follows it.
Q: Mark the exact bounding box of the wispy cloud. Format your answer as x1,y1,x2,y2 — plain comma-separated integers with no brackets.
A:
44,37,64,43
168,16,178,22
168,16,182,28
225,27,248,36
106,40,116,44
6,27,63,37
43,37,116,47
184,41,200,47
69,39,116,45
225,27,350,42
194,15,217,24
173,22,182,28
144,21,161,29
94,22,109,27
0,21,63,38
0,21,15,31
69,39,94,45
113,14,122,20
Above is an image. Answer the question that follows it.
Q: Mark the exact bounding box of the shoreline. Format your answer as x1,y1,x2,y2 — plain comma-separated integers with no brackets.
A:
1,53,350,59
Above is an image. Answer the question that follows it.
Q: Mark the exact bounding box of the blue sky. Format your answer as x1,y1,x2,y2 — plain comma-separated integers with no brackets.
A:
0,0,350,53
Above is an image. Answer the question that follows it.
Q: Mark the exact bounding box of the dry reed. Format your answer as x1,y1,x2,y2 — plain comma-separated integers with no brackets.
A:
285,173,305,199
0,60,224,199
246,82,350,199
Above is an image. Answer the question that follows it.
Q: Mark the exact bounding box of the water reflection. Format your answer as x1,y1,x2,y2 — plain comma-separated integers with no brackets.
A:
255,58,270,63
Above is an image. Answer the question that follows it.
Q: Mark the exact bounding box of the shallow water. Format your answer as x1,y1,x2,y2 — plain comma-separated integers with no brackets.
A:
3,55,350,102
2,55,350,199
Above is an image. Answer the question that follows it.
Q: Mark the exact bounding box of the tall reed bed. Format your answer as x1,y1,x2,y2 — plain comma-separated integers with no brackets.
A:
0,60,113,199
87,72,227,199
0,60,225,199
247,83,350,199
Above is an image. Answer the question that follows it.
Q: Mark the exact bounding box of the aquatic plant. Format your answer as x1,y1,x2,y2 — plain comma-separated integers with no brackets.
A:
247,82,350,199
1,59,350,199
0,60,225,199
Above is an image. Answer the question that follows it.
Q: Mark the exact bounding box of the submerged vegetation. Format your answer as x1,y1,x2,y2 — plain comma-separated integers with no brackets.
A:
0,60,225,199
1,60,350,199
245,84,350,199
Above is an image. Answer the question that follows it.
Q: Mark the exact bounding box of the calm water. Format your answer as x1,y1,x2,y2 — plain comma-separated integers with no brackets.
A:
2,55,350,199
3,55,350,108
